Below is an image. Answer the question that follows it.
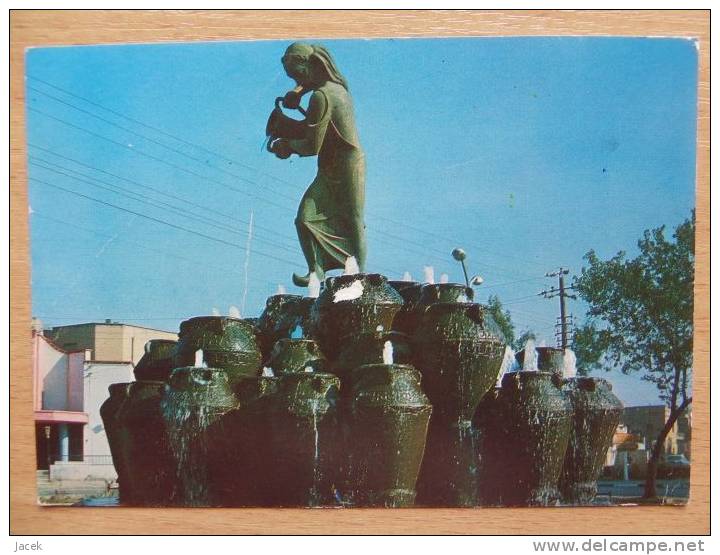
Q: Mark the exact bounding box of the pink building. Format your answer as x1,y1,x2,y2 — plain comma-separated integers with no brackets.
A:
33,330,89,469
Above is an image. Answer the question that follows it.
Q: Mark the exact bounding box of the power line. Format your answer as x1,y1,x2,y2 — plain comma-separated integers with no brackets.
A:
28,142,299,244
28,74,288,185
30,176,303,268
28,115,445,275
28,106,294,213
27,76,544,279
28,84,298,203
29,157,303,257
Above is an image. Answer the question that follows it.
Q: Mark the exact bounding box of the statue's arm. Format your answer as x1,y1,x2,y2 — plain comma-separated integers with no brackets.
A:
289,90,330,157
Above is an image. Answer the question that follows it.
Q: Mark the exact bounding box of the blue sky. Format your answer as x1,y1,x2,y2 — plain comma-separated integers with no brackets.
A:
26,37,697,405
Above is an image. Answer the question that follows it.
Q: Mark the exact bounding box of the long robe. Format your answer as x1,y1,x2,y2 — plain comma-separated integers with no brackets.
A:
290,82,366,274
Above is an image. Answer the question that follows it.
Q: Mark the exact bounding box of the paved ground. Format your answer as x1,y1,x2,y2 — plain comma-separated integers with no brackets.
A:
595,479,690,505
37,470,119,506
37,471,689,507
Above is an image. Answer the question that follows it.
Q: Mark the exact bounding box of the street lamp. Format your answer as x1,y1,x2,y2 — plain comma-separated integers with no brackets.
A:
452,248,483,289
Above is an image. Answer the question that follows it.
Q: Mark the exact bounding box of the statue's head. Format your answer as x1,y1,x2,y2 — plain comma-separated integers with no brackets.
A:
281,42,348,90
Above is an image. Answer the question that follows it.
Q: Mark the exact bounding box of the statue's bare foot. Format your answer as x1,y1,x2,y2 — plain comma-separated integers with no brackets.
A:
292,272,311,287
292,269,325,288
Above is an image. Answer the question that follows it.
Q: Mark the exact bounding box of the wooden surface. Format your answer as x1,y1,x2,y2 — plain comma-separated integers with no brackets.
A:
10,10,710,535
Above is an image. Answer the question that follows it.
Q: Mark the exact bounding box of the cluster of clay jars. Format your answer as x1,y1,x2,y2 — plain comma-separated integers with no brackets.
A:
101,275,621,509
473,346,623,506
101,316,265,506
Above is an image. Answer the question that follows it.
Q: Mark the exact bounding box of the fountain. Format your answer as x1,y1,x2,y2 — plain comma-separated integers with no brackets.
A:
101,275,625,509
97,43,624,509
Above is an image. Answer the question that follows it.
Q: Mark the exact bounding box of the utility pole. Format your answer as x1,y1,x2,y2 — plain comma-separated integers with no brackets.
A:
539,267,576,350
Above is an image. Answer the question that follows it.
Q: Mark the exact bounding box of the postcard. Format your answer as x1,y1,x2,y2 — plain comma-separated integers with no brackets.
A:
27,36,696,508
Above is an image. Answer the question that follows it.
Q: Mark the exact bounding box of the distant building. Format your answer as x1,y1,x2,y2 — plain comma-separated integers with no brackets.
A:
45,319,177,365
622,405,691,459
34,321,177,481
605,404,692,478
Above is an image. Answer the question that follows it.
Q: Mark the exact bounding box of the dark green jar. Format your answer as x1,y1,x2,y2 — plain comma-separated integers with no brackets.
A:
560,377,623,504
311,273,404,360
267,338,326,375
387,280,424,334
516,346,564,376
417,283,474,305
161,366,239,506
347,363,432,507
269,372,341,507
332,330,413,381
413,302,505,423
211,375,280,507
133,339,177,381
174,316,261,384
416,418,481,507
256,294,306,362
475,372,572,507
112,380,179,506
100,383,134,504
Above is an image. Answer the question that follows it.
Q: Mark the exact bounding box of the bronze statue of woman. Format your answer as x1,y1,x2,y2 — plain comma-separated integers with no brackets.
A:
266,42,366,287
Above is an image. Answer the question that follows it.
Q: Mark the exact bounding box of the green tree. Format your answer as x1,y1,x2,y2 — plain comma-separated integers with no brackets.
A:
486,294,515,347
573,212,694,499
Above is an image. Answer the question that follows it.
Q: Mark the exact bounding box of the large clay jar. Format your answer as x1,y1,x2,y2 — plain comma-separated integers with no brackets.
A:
418,283,474,305
475,372,572,507
174,316,261,384
311,273,404,360
388,280,424,334
516,346,564,376
133,339,177,381
256,294,311,362
161,366,238,506
269,372,341,507
100,383,134,504
347,363,432,507
473,388,503,506
416,419,481,507
211,376,279,507
560,377,623,504
413,302,505,423
114,380,179,506
332,330,413,381
267,338,327,375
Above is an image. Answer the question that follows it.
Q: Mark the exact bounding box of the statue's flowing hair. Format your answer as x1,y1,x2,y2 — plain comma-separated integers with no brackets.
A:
309,44,349,91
